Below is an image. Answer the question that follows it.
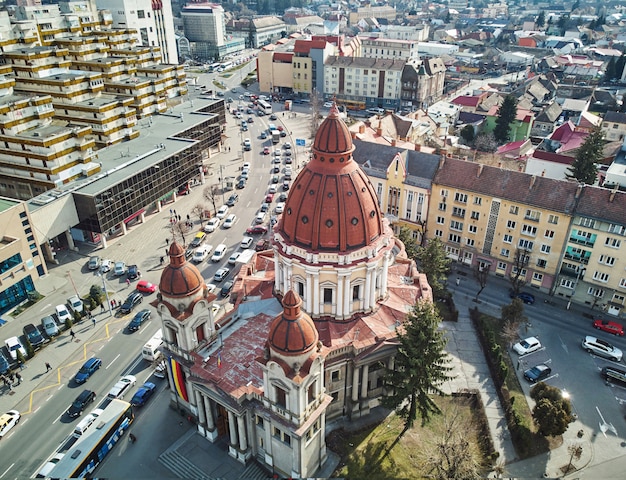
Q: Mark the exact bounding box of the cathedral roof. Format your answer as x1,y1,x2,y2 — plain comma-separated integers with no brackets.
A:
159,241,204,299
278,103,383,252
268,290,318,356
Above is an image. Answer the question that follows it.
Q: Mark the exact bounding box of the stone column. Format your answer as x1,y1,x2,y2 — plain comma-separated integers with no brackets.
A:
273,256,281,293
157,200,162,213
195,390,206,426
364,269,371,310
313,275,320,316
205,398,215,430
228,410,238,446
237,415,248,451
343,275,351,317
360,364,369,398
120,221,127,235
351,365,360,402
336,273,343,318
306,271,312,312
65,230,77,251
140,212,146,223
100,235,108,250
381,253,389,293
370,269,377,305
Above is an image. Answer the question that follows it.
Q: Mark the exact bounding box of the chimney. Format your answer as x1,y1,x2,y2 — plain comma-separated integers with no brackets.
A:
376,127,382,136
610,186,618,202
415,143,421,152
477,164,484,177
498,162,502,168
391,139,397,146
575,183,583,199
541,169,545,177
359,125,365,134
529,175,537,190
351,131,357,139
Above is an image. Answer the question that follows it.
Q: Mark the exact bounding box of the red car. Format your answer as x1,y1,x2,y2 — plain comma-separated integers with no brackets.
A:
255,239,270,251
265,193,274,203
593,319,624,336
277,125,284,131
136,280,157,294
263,147,270,155
246,225,268,235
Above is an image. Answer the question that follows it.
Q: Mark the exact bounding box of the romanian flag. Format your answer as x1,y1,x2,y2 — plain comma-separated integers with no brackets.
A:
168,357,188,402
217,350,222,368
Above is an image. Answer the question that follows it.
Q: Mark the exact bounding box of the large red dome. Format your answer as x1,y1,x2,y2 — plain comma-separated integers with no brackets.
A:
278,104,383,252
268,290,318,356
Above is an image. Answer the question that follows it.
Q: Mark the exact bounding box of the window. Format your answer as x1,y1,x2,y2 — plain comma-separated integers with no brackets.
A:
434,229,443,238
465,238,475,247
503,234,513,244
352,284,360,300
608,224,626,235
331,370,340,382
540,244,551,254
450,220,463,231
275,387,286,408
588,287,605,298
441,189,448,198
619,278,626,289
533,272,544,282
500,248,510,257
525,209,540,221
548,214,559,224
521,224,537,236
323,288,333,304
497,261,507,270
598,255,616,266
468,225,477,234
470,211,480,220
507,220,516,229
438,202,447,211
561,278,575,289
510,205,519,215
454,192,468,203
436,216,445,224
544,230,555,238
579,217,596,228
592,271,610,283
605,237,621,249
518,239,534,250
448,233,461,243
537,259,547,268
474,196,482,205
452,207,465,218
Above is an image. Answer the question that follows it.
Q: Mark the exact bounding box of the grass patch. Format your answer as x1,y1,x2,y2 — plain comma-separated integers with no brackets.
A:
329,396,492,479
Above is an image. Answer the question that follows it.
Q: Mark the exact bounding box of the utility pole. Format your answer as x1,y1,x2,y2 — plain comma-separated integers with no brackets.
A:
98,272,113,317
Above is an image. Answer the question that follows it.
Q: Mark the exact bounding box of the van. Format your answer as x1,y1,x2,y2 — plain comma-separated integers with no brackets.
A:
601,366,626,386
36,453,65,478
142,329,163,362
72,408,102,438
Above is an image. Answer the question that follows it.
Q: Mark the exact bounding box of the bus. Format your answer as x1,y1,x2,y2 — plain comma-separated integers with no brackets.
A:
46,399,134,478
258,100,272,115
207,63,221,73
220,61,234,71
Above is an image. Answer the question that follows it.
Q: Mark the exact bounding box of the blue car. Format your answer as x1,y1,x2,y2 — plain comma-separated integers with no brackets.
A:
509,291,536,305
131,382,156,407
127,309,151,333
74,357,102,384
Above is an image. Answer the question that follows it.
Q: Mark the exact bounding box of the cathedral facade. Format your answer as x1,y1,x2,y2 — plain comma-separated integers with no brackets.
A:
156,105,431,478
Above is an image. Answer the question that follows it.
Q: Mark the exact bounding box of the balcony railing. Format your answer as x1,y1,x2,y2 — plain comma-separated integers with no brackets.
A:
568,237,595,247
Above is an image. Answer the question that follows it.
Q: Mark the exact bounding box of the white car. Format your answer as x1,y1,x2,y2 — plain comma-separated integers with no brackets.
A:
107,375,137,399
216,205,229,219
56,304,72,323
4,337,26,361
240,236,254,248
0,410,21,439
211,244,227,262
223,214,237,229
192,244,213,263
242,162,251,170
228,252,241,265
513,336,542,356
205,283,217,293
100,259,112,273
269,184,278,193
275,202,285,214
323,101,333,108
582,336,623,361
204,217,221,233
113,261,126,276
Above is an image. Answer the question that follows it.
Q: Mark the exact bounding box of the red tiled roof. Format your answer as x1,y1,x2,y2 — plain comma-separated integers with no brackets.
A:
497,139,526,154
452,95,481,107
531,150,576,165
574,185,626,224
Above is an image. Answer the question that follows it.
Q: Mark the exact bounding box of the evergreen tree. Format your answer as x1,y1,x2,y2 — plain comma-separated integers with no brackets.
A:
536,11,546,28
615,54,626,82
566,127,604,184
460,125,475,144
382,301,454,432
397,226,419,262
493,95,518,144
416,238,451,300
605,57,616,81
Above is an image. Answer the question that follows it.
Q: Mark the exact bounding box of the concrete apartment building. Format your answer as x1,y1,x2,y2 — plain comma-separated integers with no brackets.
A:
348,5,396,26
359,36,420,64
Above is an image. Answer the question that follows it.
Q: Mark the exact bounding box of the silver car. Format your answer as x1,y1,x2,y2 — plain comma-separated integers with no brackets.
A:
582,335,623,361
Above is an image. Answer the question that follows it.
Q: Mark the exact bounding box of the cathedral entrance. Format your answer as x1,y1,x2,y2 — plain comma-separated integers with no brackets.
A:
216,404,229,437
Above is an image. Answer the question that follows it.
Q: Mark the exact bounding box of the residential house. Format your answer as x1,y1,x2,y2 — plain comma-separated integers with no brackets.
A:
530,102,563,140
601,111,626,142
428,157,580,292
483,105,534,142
400,58,446,109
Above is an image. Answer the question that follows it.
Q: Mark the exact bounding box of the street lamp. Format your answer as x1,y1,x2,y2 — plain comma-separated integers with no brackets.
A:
567,265,586,310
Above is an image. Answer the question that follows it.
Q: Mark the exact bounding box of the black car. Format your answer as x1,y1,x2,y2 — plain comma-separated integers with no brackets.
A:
272,166,280,174
236,179,246,189
509,291,536,305
260,202,270,213
220,280,234,297
67,389,96,418
524,364,552,383
119,292,143,314
127,264,141,280
23,323,45,348
185,248,194,259
278,192,288,202
280,130,287,137
226,193,239,206
127,309,151,332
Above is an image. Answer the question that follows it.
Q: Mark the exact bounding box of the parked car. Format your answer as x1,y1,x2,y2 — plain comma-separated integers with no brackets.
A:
0,352,9,375
246,225,268,235
113,261,126,276
260,132,268,140
263,146,270,155
223,214,237,229
524,364,552,383
204,217,221,233
131,382,156,407
278,192,288,202
275,202,285,214
193,244,212,263
323,101,333,108
593,319,624,336
41,315,60,337
56,304,71,324
23,323,44,348
226,193,239,207
66,389,96,418
280,130,287,137
127,264,141,280
284,142,292,149
581,335,623,361
136,280,157,294
4,336,26,361
0,410,21,439
509,291,535,305
67,295,84,315
127,309,151,332
266,192,275,202
221,281,234,297
228,252,241,265
216,205,229,219
282,181,290,191
211,244,228,262
119,292,143,314
255,211,267,224
255,239,270,251
87,256,101,270
214,267,230,282
74,357,102,384
99,259,112,273
236,179,246,189
240,236,254,248
513,336,542,355
269,114,277,120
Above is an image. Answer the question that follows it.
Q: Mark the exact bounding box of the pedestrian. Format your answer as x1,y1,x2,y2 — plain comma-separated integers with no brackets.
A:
126,278,131,287
166,248,169,256
70,329,76,340
100,302,105,313
15,372,21,385
45,362,52,372
166,238,169,245
187,214,191,221
87,310,92,319
110,299,115,309
173,209,176,216
178,214,181,221
18,360,24,370
9,372,14,383
160,256,164,265
456,277,460,286
169,208,173,215
92,317,96,328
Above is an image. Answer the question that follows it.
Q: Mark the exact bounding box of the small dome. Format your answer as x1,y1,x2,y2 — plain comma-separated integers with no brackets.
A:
159,241,204,298
268,290,318,356
278,103,383,252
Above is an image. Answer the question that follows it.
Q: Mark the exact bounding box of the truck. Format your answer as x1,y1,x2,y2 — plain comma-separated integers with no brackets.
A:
271,130,280,144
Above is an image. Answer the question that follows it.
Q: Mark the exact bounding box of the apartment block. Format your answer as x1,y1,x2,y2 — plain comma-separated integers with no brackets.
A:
601,111,626,142
555,186,626,316
359,37,420,64
428,158,579,292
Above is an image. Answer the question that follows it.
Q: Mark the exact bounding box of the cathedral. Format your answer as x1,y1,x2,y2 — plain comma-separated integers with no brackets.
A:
156,104,432,478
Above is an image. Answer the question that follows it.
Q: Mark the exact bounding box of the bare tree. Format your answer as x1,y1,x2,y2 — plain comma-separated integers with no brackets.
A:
510,248,530,294
192,204,207,226
473,263,489,301
203,185,220,217
171,220,191,246
566,443,583,473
